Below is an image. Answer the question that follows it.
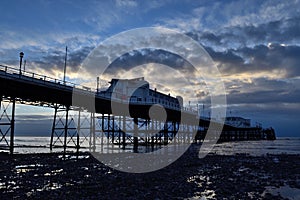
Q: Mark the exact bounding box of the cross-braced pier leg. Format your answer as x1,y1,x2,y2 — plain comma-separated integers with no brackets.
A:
50,105,80,153
0,97,16,154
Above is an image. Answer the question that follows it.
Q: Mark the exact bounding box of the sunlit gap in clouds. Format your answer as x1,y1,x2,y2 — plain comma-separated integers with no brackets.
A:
75,47,219,108
103,63,208,106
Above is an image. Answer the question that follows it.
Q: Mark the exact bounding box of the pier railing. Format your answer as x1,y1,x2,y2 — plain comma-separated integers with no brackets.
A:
0,64,198,114
0,64,89,91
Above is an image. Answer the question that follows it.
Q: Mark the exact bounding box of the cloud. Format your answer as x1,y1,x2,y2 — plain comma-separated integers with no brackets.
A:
203,43,300,78
16,114,53,121
115,0,138,8
157,0,300,34
160,17,202,32
223,77,300,104
185,17,300,53
0,31,99,80
104,49,193,75
28,46,93,79
226,0,300,27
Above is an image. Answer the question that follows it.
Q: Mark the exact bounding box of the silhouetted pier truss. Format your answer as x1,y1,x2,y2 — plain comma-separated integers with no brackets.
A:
0,65,275,154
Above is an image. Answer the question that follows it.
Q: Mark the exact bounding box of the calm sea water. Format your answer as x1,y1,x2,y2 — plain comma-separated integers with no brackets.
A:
4,136,300,155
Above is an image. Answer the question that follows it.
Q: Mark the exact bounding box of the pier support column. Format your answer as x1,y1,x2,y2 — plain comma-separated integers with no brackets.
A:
163,122,168,145
118,116,121,147
155,120,158,144
151,119,154,150
122,115,126,149
133,117,138,153
76,110,81,154
0,97,18,154
9,98,16,155
90,112,95,152
101,114,104,150
50,105,58,151
89,112,92,150
158,120,162,145
172,121,176,144
112,115,115,144
63,106,70,154
107,114,110,142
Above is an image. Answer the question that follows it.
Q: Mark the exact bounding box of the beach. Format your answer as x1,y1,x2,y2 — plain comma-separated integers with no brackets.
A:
0,142,299,199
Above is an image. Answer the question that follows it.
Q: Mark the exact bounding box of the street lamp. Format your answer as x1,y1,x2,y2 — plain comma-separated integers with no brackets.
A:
63,46,67,84
97,77,100,93
19,52,24,75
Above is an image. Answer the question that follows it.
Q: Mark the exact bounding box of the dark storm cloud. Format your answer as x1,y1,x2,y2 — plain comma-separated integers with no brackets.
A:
204,44,300,78
238,44,300,77
206,47,244,65
186,31,222,46
31,46,93,75
104,48,195,75
187,17,300,77
225,78,300,104
186,16,300,78
0,46,93,77
15,115,52,136
227,89,300,104
16,114,53,121
195,14,300,135
68,46,94,71
194,16,300,48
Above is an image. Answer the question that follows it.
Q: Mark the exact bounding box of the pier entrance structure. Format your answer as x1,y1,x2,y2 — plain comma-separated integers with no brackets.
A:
0,65,275,154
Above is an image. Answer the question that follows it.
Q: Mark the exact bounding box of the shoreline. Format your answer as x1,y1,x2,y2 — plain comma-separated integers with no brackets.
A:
2,136,300,156
0,144,299,199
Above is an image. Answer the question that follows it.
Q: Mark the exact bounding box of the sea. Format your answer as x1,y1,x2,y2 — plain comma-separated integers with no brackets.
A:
2,136,300,155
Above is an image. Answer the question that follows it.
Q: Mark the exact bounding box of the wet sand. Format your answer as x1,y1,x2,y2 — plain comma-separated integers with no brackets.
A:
0,144,299,199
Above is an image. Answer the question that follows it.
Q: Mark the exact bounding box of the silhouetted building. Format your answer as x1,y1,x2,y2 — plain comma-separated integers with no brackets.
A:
100,77,183,109
223,117,251,128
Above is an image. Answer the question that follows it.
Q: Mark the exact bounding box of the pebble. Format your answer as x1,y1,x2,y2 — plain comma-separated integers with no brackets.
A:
0,145,299,199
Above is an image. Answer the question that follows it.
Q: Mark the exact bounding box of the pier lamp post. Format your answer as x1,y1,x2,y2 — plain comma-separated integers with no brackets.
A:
97,77,99,93
19,52,24,75
63,46,67,84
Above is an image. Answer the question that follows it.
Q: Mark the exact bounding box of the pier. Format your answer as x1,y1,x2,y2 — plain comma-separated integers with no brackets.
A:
0,64,275,154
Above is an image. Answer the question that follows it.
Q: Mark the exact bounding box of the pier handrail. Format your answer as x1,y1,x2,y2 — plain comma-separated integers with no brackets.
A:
0,64,93,92
0,64,198,114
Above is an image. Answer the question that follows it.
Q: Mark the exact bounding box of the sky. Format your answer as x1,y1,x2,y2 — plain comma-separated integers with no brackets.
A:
0,0,299,137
